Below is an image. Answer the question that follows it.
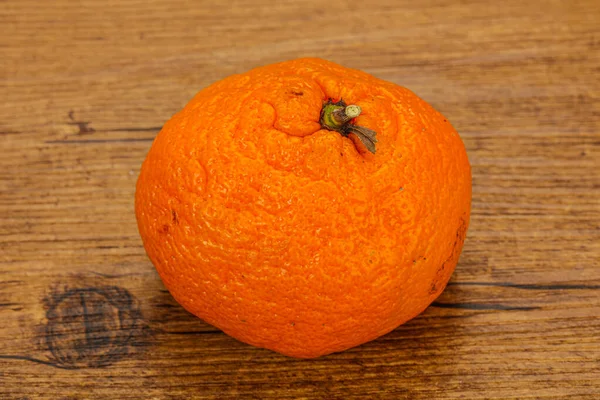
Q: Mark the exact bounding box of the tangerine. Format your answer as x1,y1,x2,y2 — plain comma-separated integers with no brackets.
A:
135,58,471,358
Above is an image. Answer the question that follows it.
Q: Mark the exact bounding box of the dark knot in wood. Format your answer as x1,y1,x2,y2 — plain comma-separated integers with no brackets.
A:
44,286,147,369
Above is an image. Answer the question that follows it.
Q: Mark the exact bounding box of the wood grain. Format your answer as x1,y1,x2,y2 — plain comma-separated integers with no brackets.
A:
1,0,599,398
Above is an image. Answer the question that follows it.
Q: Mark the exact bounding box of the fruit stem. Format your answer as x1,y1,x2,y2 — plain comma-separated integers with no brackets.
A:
320,99,378,154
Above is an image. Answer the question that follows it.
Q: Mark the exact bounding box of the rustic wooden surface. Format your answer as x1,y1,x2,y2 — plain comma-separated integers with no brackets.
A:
2,0,599,398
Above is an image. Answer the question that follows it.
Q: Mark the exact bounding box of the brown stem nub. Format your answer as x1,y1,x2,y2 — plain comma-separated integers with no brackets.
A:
320,99,378,154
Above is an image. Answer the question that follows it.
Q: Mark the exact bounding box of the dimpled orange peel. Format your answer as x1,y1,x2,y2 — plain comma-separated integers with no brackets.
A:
135,58,471,358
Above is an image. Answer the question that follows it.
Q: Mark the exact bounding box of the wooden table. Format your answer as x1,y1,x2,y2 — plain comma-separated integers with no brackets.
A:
2,1,599,398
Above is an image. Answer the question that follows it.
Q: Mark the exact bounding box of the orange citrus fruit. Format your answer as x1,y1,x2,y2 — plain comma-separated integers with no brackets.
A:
135,58,471,358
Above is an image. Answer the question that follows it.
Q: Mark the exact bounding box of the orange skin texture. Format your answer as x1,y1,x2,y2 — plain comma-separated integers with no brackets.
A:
135,58,471,358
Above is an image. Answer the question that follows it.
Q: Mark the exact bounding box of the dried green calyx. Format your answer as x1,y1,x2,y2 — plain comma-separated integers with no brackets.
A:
320,99,378,154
